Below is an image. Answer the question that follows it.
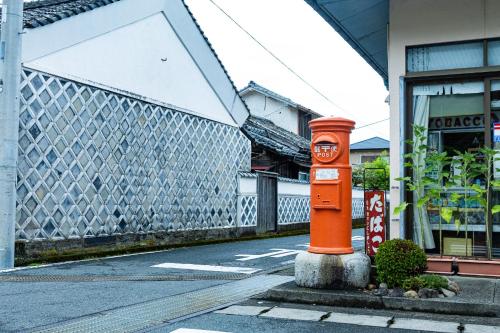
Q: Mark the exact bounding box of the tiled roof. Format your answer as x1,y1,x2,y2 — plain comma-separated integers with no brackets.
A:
240,81,321,117
17,0,120,29
350,136,389,151
242,115,311,164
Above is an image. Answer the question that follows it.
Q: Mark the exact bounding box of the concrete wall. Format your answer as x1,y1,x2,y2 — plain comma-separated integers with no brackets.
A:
242,91,299,134
388,0,500,239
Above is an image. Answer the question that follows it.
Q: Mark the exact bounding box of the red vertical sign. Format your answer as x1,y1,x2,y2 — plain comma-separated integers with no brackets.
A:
364,190,385,256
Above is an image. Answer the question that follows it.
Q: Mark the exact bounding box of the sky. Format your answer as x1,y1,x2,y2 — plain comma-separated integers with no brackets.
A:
185,0,390,143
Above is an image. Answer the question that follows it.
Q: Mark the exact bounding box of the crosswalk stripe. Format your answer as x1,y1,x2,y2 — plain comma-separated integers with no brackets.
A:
390,318,458,332
259,307,327,321
324,312,391,327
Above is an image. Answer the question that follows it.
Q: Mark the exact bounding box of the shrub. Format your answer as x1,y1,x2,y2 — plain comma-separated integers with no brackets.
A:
375,239,427,288
420,274,448,290
402,276,425,291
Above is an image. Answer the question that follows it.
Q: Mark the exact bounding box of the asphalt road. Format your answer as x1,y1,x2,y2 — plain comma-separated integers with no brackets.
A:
0,229,385,332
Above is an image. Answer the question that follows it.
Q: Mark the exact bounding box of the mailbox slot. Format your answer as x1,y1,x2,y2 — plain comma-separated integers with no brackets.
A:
312,181,341,209
312,134,341,163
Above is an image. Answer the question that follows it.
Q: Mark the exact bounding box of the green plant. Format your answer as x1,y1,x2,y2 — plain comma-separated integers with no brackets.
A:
352,153,390,190
402,276,425,291
420,274,448,290
375,239,428,288
425,149,451,256
394,125,435,248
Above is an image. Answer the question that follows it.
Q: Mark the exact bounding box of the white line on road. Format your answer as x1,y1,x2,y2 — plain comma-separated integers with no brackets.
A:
215,305,500,332
151,263,260,274
352,236,365,241
170,329,230,333
235,249,303,261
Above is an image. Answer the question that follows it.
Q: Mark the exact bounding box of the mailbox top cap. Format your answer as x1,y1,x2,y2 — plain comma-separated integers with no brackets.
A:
309,116,355,131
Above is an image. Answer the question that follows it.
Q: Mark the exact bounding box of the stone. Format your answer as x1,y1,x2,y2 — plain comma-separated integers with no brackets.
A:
438,294,445,298
404,290,418,299
373,288,388,296
388,287,404,297
379,283,388,289
440,288,456,297
295,251,371,289
367,283,377,291
418,288,440,299
447,281,460,293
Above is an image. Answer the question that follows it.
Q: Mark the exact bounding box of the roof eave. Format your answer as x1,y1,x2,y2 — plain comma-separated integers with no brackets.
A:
304,0,389,86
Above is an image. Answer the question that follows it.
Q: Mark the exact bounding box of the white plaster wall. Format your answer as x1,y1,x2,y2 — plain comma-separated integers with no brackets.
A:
238,177,257,194
24,10,237,126
388,0,500,239
243,92,299,134
278,181,309,196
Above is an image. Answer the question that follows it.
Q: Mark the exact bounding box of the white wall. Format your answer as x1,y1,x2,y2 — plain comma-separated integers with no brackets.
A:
21,0,250,127
388,0,500,238
278,180,309,196
243,91,299,134
239,176,257,194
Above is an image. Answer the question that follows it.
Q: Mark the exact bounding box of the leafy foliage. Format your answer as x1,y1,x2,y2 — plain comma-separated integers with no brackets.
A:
352,153,389,190
402,276,425,291
419,274,448,290
402,274,448,291
375,239,427,288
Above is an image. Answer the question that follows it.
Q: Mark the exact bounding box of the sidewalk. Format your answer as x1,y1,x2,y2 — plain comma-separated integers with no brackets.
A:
263,275,500,317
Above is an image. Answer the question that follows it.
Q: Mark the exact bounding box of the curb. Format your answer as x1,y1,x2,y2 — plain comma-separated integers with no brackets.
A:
263,282,500,318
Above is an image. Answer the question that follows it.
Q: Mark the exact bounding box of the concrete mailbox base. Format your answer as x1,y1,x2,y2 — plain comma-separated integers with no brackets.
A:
295,251,370,289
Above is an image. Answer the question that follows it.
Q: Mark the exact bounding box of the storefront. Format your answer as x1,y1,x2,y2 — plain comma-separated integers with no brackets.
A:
305,0,500,267
404,39,500,259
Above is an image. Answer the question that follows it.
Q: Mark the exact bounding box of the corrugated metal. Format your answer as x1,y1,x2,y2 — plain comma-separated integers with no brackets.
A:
304,0,389,86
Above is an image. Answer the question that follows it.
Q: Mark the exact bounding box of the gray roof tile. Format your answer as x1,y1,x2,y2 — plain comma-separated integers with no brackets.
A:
243,115,311,164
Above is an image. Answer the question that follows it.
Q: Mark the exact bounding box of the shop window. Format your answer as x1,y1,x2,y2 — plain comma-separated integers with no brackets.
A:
407,42,483,72
491,80,500,258
488,40,500,67
411,82,489,257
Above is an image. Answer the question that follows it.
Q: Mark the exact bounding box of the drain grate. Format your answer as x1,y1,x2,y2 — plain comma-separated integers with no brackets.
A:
0,273,248,282
31,274,293,333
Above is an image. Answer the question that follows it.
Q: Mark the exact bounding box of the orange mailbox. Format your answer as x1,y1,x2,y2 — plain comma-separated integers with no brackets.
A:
308,117,356,255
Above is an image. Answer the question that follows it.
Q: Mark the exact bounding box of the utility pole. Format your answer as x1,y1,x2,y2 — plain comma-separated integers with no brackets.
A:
0,0,23,269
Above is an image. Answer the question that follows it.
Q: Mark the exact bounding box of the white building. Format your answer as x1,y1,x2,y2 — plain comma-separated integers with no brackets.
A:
240,81,321,140
11,0,252,257
306,0,500,265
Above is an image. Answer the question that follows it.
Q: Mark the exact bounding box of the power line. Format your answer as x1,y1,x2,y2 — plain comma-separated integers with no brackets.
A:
206,0,389,136
354,117,390,130
207,0,353,118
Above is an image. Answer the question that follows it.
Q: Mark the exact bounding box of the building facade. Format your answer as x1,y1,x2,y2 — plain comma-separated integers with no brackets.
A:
306,0,500,263
240,81,320,140
10,0,254,258
350,137,390,166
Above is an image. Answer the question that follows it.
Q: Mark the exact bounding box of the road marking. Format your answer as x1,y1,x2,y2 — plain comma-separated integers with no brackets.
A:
464,324,500,333
151,263,260,274
214,306,500,332
260,307,327,321
352,236,365,241
390,318,459,332
235,249,303,261
324,312,391,327
215,305,271,316
170,329,230,333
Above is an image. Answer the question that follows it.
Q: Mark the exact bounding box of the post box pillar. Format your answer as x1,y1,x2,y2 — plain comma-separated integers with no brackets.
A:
294,116,370,290
308,117,355,255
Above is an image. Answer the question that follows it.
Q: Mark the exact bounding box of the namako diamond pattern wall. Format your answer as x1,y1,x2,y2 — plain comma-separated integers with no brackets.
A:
16,68,251,241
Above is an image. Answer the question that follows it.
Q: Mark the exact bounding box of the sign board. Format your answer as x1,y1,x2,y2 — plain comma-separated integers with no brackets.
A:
313,143,338,161
315,168,339,180
364,190,385,256
495,123,500,180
